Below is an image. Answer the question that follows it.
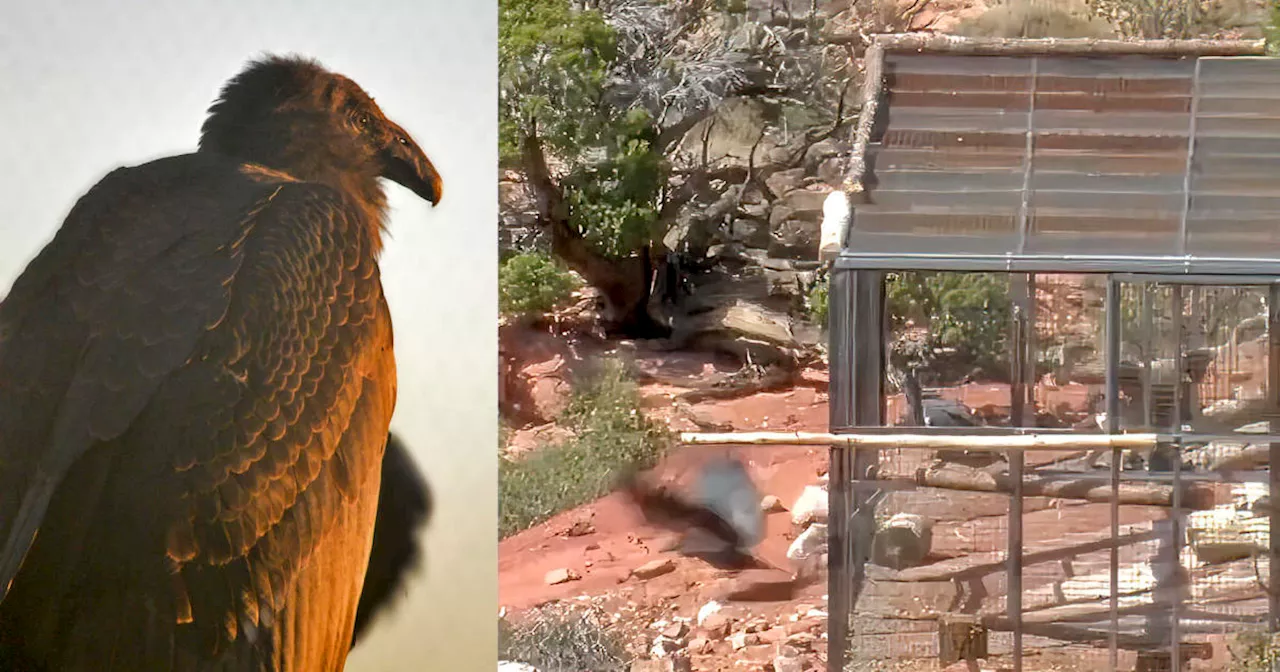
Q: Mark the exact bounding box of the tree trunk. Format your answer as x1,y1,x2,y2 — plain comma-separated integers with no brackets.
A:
518,131,670,338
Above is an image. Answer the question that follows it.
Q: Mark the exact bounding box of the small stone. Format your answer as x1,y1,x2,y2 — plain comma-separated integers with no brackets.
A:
760,495,785,513
630,657,691,672
785,631,817,650
687,636,711,654
585,542,601,551
632,558,676,580
696,600,723,626
729,631,760,650
759,626,788,644
544,568,579,585
649,637,681,657
662,622,689,639
564,518,595,537
773,655,805,672
700,613,732,640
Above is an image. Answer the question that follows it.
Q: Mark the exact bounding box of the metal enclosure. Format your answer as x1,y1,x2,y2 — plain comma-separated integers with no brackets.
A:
826,35,1280,672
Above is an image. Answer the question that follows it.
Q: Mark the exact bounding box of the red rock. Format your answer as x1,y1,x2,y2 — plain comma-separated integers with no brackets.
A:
633,558,676,580
544,567,579,585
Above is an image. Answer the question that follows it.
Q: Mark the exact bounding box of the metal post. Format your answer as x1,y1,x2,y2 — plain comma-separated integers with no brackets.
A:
1141,286,1154,431
827,269,885,672
851,269,885,606
1105,276,1122,670
1268,284,1280,633
1169,285,1184,672
827,268,854,672
1008,273,1034,672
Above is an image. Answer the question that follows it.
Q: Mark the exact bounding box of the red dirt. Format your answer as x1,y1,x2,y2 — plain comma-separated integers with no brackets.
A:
498,310,1259,670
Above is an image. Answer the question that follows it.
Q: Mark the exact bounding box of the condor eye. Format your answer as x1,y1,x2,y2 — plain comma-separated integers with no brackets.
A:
357,114,370,128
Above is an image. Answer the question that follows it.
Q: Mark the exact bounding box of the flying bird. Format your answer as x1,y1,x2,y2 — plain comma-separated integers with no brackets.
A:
619,457,768,570
0,54,440,671
351,431,434,647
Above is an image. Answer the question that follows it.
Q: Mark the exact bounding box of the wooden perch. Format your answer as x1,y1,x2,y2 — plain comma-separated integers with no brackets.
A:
870,32,1266,57
917,463,1211,508
680,430,1160,452
985,617,1205,654
885,528,1160,583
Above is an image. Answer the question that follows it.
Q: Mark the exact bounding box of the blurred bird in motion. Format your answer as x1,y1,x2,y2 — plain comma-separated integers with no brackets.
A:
619,457,767,569
618,457,826,600
0,54,441,671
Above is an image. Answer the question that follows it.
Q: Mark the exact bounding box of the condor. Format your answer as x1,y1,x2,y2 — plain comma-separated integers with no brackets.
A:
0,55,440,671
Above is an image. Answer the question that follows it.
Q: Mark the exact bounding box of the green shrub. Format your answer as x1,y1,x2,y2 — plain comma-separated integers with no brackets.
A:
499,251,581,318
499,607,629,672
1229,629,1280,672
887,272,1013,383
499,358,670,538
807,275,830,327
957,0,1116,37
1086,0,1257,38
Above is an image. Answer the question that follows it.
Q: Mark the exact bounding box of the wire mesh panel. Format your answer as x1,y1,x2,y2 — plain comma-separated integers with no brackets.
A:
1117,282,1276,671
829,269,1280,671
844,447,1012,669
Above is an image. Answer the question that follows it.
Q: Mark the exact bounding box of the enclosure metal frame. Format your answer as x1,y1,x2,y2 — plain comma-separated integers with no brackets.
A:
826,33,1278,672
827,266,1280,672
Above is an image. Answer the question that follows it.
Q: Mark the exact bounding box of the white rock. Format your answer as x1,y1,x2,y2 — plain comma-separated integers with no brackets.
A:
498,663,540,672
819,190,849,264
790,485,828,527
696,600,723,626
650,637,679,658
760,495,785,513
786,523,828,562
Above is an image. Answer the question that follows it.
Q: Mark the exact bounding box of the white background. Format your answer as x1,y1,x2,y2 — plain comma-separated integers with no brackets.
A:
0,1,498,669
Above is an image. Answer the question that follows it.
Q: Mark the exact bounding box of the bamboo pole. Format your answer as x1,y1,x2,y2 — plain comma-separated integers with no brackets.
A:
870,33,1267,57
840,39,885,198
679,431,1160,452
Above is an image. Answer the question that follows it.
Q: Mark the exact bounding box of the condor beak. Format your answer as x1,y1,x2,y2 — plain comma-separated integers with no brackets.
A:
379,121,442,206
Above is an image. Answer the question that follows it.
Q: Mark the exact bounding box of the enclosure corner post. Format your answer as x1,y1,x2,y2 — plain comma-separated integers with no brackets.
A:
827,269,886,672
1105,275,1122,670
827,267,855,672
1269,283,1280,633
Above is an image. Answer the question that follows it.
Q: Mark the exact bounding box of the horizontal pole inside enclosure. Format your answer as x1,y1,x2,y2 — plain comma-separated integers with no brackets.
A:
679,431,1160,451
832,252,1280,276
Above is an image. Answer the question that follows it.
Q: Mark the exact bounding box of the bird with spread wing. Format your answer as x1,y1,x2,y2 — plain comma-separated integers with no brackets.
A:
0,55,440,671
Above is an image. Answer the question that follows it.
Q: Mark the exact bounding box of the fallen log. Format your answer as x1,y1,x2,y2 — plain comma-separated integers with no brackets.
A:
883,528,1160,583
1015,599,1162,625
1210,443,1269,472
916,463,1213,509
872,513,934,570
986,618,1216,658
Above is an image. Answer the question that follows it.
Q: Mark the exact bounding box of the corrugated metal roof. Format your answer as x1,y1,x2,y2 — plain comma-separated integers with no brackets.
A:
836,36,1280,274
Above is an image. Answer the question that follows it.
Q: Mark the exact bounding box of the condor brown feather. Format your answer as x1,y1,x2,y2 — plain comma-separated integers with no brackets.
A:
0,54,440,671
